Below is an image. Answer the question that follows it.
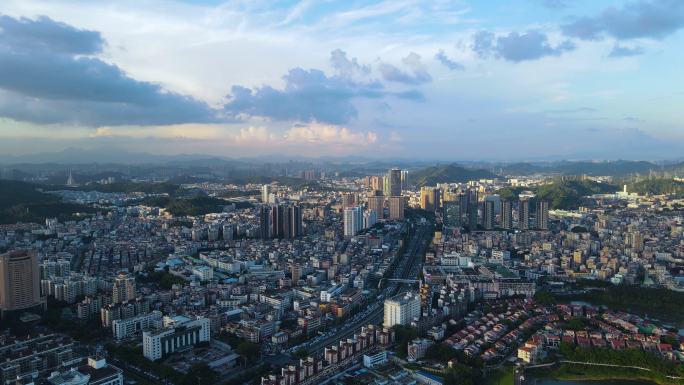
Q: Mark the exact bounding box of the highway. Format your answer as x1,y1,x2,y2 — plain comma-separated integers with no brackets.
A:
267,220,431,365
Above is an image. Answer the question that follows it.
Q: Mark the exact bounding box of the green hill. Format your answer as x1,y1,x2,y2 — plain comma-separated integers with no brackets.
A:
411,164,499,187
626,179,684,197
0,180,59,210
495,179,619,210
0,180,98,224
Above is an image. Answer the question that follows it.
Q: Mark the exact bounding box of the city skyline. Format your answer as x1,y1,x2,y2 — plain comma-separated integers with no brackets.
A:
1,0,683,160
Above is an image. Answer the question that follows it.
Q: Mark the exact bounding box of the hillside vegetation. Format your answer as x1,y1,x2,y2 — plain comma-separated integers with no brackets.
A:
495,179,618,210
626,179,684,197
411,164,499,187
44,182,186,196
142,196,232,216
0,180,98,224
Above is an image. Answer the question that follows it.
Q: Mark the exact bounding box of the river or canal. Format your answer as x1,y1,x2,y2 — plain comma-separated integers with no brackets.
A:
537,380,659,385
556,299,684,336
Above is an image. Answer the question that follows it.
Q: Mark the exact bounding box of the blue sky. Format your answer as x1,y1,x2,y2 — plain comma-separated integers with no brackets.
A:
0,0,683,160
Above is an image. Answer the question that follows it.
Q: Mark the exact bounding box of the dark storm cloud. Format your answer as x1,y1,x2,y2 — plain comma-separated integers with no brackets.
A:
608,44,646,57
0,15,226,126
561,0,684,41
434,50,465,71
379,52,432,85
472,30,575,62
224,68,424,125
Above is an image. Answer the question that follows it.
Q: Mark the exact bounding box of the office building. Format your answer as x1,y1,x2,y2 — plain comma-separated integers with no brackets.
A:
368,196,385,219
518,200,530,230
260,206,270,239
292,267,302,283
500,200,513,230
443,201,461,228
344,206,363,237
482,200,495,230
389,196,404,220
262,184,271,203
401,170,410,191
537,200,549,230
388,168,402,197
112,272,136,304
143,316,211,361
0,250,43,314
383,292,421,327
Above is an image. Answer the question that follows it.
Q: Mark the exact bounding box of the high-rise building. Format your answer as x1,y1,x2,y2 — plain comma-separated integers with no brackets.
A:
388,168,402,197
271,205,284,238
344,206,363,237
0,250,43,314
468,202,478,230
389,196,404,219
259,206,270,239
500,200,513,230
342,193,358,209
383,292,421,327
401,170,410,191
484,194,501,215
112,272,136,304
368,196,385,219
223,223,234,240
536,200,549,230
482,200,495,230
443,201,462,228
363,210,379,229
420,187,439,212
261,184,271,203
371,176,384,191
283,205,302,239
383,177,390,197
291,267,301,283
518,200,530,230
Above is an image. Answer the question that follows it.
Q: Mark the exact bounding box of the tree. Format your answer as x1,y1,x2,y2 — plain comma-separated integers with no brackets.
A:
424,344,458,362
533,290,556,306
237,342,260,364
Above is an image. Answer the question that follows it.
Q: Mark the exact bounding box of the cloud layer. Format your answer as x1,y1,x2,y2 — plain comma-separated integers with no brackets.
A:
472,30,575,62
561,0,684,41
0,15,225,126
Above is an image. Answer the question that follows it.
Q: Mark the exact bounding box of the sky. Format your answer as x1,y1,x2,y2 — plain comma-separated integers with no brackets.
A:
0,0,683,160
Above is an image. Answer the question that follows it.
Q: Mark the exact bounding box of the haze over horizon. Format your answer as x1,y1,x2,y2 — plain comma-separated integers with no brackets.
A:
1,0,683,160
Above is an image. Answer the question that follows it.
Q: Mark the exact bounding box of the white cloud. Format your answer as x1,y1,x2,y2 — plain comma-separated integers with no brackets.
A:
389,131,403,141
285,121,377,145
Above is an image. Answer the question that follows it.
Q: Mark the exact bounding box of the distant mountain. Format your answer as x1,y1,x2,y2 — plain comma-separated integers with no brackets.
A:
0,147,243,166
411,164,499,187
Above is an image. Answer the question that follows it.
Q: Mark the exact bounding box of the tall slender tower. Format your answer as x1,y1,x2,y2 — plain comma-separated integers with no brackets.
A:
401,170,410,191
260,206,270,239
388,168,402,197
536,200,549,230
518,200,530,230
482,200,495,230
500,200,513,230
